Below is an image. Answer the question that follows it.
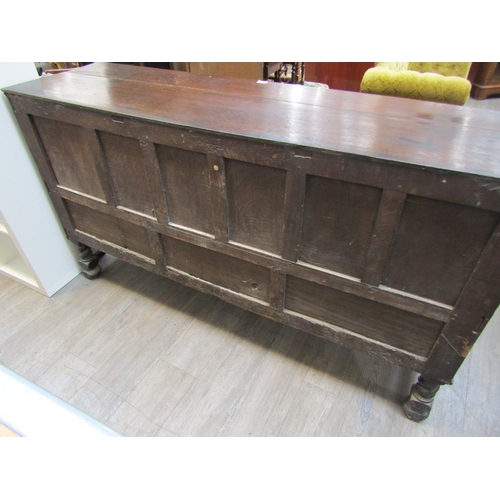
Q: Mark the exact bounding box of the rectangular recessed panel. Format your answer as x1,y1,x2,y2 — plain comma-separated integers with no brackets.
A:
66,201,152,258
299,175,382,278
285,275,444,357
99,132,155,216
118,219,154,258
163,237,270,302
156,145,213,235
33,117,105,200
226,160,286,255
382,195,500,305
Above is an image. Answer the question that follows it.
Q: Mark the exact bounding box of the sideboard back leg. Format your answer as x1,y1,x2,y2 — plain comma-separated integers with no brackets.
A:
403,375,443,422
77,242,105,280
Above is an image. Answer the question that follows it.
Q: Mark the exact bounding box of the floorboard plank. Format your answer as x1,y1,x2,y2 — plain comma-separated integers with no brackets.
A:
463,305,500,436
278,381,350,437
161,296,246,377
126,359,196,427
162,313,278,437
90,285,201,399
35,353,97,402
106,401,160,437
68,379,124,423
337,352,412,437
217,326,319,437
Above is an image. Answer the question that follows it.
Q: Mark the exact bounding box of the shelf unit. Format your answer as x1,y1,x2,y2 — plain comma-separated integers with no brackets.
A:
0,212,40,291
0,63,80,296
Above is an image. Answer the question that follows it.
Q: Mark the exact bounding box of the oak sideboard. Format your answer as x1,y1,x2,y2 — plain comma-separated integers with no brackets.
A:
4,62,500,421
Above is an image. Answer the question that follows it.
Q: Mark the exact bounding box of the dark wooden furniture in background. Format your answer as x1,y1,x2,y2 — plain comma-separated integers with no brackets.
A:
170,62,264,80
304,62,374,91
4,63,500,421
171,62,305,84
264,63,305,84
470,62,500,100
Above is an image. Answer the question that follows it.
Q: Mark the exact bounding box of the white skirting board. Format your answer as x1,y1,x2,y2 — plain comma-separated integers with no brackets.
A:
0,364,122,437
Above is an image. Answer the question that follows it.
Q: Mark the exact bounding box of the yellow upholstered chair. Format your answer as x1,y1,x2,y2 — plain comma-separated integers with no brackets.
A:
360,62,472,105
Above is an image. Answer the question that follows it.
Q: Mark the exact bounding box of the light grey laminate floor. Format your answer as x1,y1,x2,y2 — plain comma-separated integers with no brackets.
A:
1,253,499,437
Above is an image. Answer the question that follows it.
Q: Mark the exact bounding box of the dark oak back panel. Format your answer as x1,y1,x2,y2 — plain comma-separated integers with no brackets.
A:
34,116,106,200
164,237,271,302
4,63,500,388
156,145,214,235
226,160,287,255
299,176,382,278
382,195,500,305
66,200,154,259
99,132,155,216
285,275,444,357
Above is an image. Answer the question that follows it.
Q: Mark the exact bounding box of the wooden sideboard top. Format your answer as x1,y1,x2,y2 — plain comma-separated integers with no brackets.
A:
4,62,500,179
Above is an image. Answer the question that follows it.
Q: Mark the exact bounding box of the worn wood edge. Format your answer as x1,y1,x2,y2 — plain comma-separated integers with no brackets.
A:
421,335,466,384
469,219,500,284
74,230,156,270
8,63,500,133
11,95,500,210
6,65,500,141
282,310,427,374
425,278,500,382
13,96,297,170
303,153,500,213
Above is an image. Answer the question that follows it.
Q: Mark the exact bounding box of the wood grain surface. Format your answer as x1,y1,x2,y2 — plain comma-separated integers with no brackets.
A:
4,62,500,178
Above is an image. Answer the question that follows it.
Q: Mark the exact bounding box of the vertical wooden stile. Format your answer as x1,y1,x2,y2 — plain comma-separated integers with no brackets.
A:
140,141,170,226
208,154,229,243
84,129,117,207
148,231,167,270
269,268,286,310
281,168,307,262
361,188,406,286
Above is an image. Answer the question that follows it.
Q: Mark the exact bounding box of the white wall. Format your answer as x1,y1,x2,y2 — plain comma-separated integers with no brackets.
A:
0,62,80,296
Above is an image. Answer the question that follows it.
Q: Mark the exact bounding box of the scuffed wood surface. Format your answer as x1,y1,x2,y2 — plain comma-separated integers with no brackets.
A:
4,62,500,178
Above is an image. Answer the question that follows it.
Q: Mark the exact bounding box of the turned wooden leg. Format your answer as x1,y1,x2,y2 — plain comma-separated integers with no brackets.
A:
403,375,442,422
78,242,105,280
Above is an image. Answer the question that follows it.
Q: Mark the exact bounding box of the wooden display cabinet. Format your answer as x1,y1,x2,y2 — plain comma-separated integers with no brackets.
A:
471,62,500,100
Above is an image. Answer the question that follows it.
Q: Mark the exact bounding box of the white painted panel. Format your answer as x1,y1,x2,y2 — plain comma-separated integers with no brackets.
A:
0,63,80,295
